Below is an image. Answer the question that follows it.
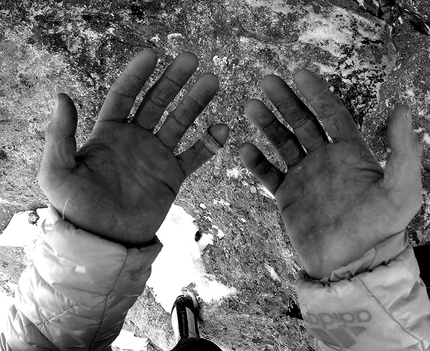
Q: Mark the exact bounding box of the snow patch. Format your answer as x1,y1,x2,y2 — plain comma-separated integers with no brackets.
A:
423,133,430,145
212,225,225,239
111,329,148,351
167,33,184,40
197,232,214,250
0,208,49,247
226,168,240,178
265,264,281,282
147,205,236,311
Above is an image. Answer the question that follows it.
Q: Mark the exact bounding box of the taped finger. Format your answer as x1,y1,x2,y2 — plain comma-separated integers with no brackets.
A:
177,124,229,177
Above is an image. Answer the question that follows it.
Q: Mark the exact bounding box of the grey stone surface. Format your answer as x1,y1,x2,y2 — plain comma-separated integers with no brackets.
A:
1,0,429,350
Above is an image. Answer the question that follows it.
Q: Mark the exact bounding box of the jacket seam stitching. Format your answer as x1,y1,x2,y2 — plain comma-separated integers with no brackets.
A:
24,302,79,348
356,275,426,350
30,303,79,329
23,264,79,331
88,250,129,349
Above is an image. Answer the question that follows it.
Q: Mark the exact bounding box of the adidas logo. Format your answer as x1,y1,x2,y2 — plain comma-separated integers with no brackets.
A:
302,309,372,348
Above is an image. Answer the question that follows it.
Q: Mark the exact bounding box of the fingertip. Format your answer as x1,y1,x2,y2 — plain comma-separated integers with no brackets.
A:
244,99,277,130
261,74,284,93
200,72,220,92
239,141,254,153
56,92,76,110
244,98,259,110
42,93,77,176
137,48,159,63
57,92,74,105
177,51,199,72
293,69,325,92
391,104,410,115
388,104,412,137
239,142,261,167
390,104,411,127
187,73,219,108
163,52,199,86
244,99,266,117
54,93,77,129
182,51,198,61
387,103,422,159
293,68,312,81
123,49,159,84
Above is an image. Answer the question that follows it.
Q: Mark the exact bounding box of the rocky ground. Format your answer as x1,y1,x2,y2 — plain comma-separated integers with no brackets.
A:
1,0,430,350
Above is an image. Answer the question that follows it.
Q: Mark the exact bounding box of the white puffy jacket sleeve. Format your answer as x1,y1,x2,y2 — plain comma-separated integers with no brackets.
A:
0,205,163,351
296,230,430,351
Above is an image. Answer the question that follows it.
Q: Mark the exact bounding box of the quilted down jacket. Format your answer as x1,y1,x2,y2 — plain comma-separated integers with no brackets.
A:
0,205,162,350
1,205,430,350
296,230,430,350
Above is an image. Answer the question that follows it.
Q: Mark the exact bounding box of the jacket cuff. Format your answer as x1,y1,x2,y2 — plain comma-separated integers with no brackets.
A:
295,231,430,351
11,204,163,350
34,204,163,295
308,230,409,284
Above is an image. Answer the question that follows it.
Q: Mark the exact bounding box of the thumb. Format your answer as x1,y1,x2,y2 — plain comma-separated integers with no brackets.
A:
382,105,422,210
39,93,78,186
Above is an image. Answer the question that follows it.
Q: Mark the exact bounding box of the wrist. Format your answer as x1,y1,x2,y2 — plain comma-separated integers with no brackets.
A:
48,203,156,248
303,229,408,281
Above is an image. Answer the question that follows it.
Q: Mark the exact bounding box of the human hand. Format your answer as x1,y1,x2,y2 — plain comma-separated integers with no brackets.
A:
240,71,422,279
38,50,229,247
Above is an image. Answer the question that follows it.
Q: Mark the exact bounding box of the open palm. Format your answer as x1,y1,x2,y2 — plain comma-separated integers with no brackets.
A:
240,71,422,279
38,51,228,247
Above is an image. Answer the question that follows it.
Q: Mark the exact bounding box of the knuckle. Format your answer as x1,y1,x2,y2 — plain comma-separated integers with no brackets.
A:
149,95,169,108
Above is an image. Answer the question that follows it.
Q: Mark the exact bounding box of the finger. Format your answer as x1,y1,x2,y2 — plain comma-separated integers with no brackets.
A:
261,75,329,152
157,73,219,149
239,143,285,195
382,105,422,206
244,99,306,166
39,94,77,184
133,52,199,130
177,124,229,178
97,49,158,123
294,69,362,141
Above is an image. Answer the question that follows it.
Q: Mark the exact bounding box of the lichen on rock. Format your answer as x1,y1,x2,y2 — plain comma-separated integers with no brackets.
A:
1,0,430,350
